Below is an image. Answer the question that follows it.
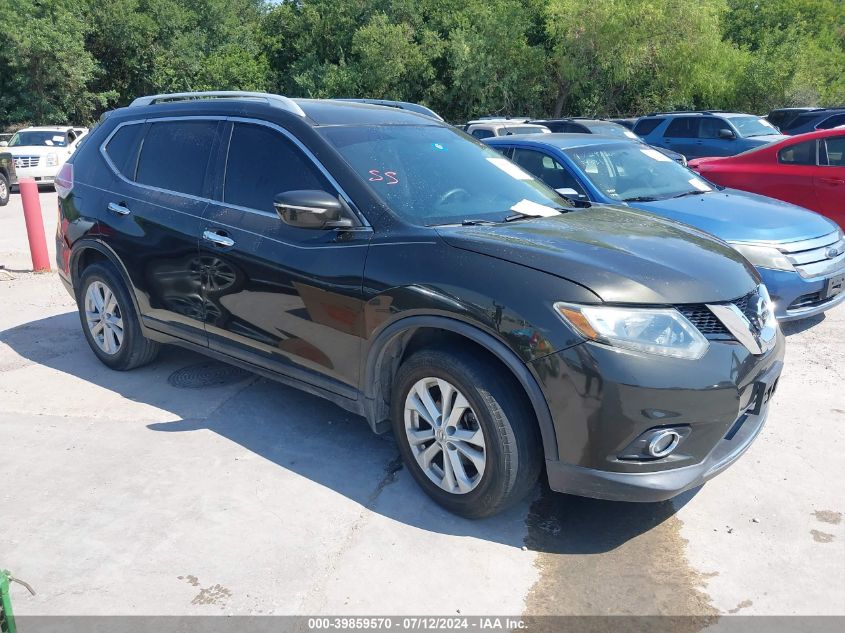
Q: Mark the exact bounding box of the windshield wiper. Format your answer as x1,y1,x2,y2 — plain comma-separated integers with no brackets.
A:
671,190,708,199
621,196,660,202
460,219,498,226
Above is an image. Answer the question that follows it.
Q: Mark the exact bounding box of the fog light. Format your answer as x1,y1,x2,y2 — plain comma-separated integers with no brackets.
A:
647,429,682,458
619,426,690,461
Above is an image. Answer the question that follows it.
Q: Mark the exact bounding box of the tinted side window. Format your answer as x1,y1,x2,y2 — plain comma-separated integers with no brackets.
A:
783,112,820,132
818,114,845,130
699,117,728,139
664,117,699,138
778,140,816,165
471,129,494,139
136,121,218,196
632,118,664,136
104,123,145,179
823,137,845,167
224,123,330,213
767,111,787,129
511,148,588,197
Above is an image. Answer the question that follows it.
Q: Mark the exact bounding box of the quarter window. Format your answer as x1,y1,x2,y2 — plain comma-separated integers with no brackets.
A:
104,123,145,179
136,120,218,197
664,118,699,138
778,140,816,165
224,123,330,213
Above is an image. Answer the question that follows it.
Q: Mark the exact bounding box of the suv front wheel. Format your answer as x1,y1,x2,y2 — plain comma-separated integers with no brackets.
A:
77,262,160,370
392,348,541,518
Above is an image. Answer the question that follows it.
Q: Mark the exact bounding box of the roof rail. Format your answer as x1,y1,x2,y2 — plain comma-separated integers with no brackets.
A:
644,109,736,117
129,91,306,117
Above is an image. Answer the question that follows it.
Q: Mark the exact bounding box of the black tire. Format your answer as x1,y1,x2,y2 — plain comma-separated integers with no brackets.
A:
391,347,541,518
0,172,9,206
76,262,160,370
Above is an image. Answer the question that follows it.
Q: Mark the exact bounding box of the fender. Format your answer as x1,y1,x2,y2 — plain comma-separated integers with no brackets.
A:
363,314,559,461
68,239,157,338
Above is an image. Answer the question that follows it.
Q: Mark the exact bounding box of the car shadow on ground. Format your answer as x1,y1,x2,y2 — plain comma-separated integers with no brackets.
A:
780,313,824,336
1,311,688,554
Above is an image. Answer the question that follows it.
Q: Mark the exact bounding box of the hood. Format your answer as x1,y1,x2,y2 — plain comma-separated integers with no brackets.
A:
629,189,838,243
436,205,759,305
744,134,787,145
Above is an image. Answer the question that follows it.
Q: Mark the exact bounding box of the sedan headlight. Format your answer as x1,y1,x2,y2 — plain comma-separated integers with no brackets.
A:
730,242,793,272
554,303,709,360
46,153,58,166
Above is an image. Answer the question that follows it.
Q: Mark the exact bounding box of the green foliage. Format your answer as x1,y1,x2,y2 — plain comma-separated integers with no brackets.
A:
1,0,844,128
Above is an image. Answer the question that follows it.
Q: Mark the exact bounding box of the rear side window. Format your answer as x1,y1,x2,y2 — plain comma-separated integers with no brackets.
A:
224,123,330,213
778,140,816,165
664,117,699,138
818,114,845,130
471,128,494,139
136,120,218,197
783,112,820,132
104,123,144,179
632,117,664,136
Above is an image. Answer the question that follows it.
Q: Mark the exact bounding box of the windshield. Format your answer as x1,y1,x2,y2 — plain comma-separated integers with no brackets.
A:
320,125,568,225
9,131,67,147
730,116,778,138
564,143,713,201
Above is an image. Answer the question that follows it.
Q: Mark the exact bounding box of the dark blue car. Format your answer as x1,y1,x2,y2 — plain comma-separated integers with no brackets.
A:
485,134,845,321
633,111,787,159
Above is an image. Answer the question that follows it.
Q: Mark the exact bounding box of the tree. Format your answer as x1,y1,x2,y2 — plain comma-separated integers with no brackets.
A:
0,0,110,126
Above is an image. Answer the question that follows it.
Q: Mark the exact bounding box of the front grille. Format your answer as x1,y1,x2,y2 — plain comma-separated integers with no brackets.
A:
678,289,759,340
677,305,730,336
777,231,845,279
14,155,41,169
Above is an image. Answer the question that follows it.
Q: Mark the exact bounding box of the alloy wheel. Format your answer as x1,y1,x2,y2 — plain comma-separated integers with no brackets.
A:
84,280,124,355
404,377,487,494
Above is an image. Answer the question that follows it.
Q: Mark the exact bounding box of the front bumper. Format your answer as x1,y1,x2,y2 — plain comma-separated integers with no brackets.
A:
760,267,845,321
532,332,785,502
13,165,58,183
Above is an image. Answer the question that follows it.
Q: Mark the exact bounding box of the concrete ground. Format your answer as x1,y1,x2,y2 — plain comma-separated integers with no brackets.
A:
1,191,843,621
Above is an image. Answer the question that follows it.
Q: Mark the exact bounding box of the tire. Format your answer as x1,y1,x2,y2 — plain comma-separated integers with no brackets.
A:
391,347,541,518
0,172,9,206
76,262,160,370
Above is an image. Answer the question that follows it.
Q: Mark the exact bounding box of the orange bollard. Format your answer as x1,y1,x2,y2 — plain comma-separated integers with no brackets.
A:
19,178,51,272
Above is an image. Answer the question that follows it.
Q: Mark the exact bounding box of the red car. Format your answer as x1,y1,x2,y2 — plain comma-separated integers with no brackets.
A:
689,128,845,230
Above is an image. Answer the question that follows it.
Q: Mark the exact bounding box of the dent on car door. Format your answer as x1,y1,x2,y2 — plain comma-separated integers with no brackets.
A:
200,120,369,395
101,118,222,346
817,136,845,228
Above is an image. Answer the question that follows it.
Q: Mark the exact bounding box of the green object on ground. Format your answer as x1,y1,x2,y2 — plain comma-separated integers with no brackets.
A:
0,569,16,633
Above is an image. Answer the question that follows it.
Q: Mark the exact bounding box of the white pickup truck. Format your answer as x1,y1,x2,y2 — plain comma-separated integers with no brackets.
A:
0,126,89,187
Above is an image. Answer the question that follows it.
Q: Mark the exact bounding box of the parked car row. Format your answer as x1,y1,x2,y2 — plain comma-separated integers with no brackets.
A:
55,91,796,519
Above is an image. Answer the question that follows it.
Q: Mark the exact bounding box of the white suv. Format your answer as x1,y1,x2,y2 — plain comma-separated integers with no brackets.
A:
464,119,551,140
1,126,89,186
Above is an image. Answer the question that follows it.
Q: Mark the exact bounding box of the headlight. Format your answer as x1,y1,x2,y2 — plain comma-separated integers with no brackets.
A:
730,242,793,271
554,303,709,360
46,153,58,166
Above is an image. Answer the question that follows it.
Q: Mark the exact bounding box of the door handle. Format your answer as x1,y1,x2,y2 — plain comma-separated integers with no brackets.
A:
107,202,131,216
203,229,235,248
819,177,844,185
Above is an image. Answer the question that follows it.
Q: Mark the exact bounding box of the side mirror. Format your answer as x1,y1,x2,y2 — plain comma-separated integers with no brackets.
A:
0,141,8,147
718,128,736,139
555,188,591,207
273,190,351,229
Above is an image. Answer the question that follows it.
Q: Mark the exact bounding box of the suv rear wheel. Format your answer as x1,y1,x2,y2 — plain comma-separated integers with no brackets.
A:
392,348,541,518
77,262,160,370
